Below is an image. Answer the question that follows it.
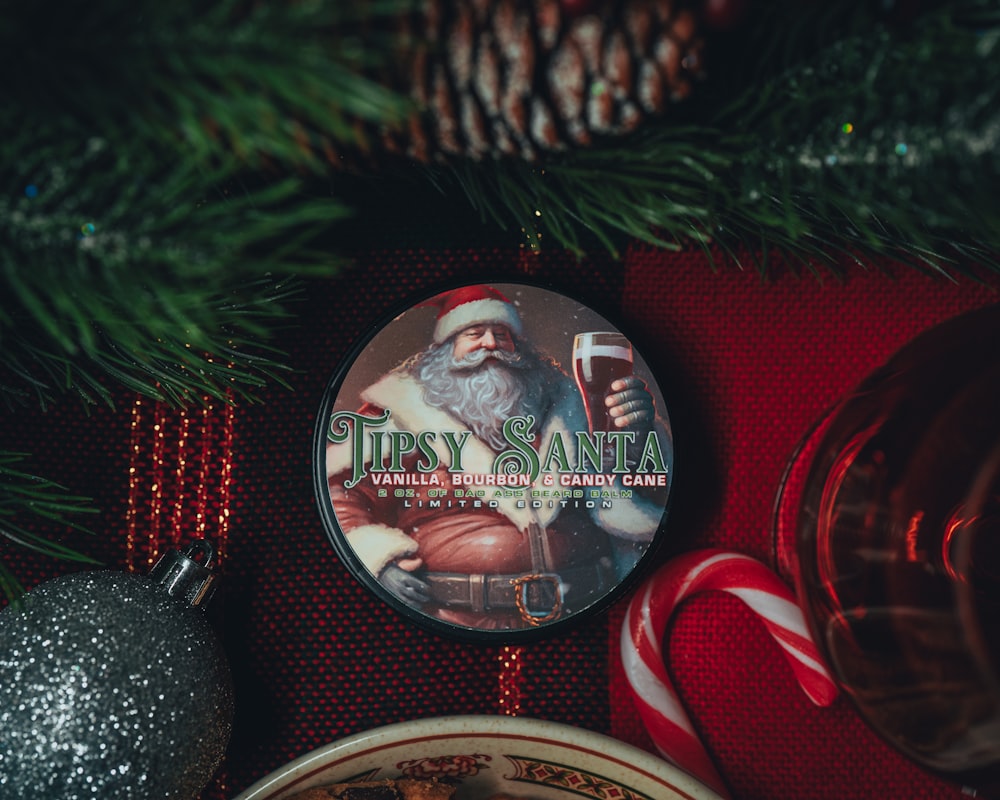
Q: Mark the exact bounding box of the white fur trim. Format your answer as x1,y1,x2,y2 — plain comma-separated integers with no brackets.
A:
345,523,419,576
532,377,588,527
433,298,523,343
587,418,673,541
589,492,664,541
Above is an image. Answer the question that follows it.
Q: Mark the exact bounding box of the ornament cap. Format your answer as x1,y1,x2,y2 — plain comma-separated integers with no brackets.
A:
149,539,219,608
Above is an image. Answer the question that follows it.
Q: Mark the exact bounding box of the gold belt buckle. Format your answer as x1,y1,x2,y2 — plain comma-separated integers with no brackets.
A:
510,573,562,626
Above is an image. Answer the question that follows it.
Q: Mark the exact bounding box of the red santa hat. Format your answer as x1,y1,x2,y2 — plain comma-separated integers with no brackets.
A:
423,285,523,344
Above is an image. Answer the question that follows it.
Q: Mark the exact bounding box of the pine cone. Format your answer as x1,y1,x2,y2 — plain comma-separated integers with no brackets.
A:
360,0,706,163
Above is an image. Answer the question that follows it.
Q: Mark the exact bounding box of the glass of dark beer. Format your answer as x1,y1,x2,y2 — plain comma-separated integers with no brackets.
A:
779,304,1000,797
573,331,633,433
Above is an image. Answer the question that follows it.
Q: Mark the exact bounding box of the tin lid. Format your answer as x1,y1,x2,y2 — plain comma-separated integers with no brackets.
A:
312,280,674,643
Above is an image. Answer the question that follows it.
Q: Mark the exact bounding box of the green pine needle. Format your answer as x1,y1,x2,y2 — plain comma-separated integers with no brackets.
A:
0,453,100,603
0,121,346,410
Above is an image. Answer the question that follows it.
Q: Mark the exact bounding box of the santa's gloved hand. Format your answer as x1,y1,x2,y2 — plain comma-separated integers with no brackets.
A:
380,564,430,605
606,375,655,431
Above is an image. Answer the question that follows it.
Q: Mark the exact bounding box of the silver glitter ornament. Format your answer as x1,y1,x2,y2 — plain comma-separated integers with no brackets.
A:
0,540,234,800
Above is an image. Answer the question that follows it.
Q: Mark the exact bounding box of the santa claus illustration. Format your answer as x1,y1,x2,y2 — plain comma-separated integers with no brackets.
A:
325,284,671,631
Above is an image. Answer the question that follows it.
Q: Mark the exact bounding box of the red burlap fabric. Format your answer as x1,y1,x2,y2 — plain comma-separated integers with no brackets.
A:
2,246,996,799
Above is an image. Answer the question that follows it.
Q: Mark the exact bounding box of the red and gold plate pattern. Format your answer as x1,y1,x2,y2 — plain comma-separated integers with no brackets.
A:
231,716,721,800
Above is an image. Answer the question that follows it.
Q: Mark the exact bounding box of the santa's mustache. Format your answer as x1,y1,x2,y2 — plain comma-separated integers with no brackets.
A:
449,347,525,370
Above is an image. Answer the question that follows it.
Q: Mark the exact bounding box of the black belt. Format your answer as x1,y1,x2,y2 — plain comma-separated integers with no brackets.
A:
423,560,613,625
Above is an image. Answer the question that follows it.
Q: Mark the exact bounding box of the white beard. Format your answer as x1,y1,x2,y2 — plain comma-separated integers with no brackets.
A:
412,343,558,451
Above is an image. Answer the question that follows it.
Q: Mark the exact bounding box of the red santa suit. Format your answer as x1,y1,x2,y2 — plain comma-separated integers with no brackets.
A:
325,366,670,630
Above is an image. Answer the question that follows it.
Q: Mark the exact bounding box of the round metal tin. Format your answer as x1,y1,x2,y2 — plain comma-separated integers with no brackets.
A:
313,280,674,642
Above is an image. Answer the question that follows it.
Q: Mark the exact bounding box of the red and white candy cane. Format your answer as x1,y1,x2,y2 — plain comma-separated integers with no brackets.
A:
620,549,838,798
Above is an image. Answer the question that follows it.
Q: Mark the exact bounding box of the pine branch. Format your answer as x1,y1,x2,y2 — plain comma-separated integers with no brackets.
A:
0,121,346,410
423,0,1000,275
718,0,1000,276
2,0,419,172
0,453,100,602
432,126,738,258
0,1,402,580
